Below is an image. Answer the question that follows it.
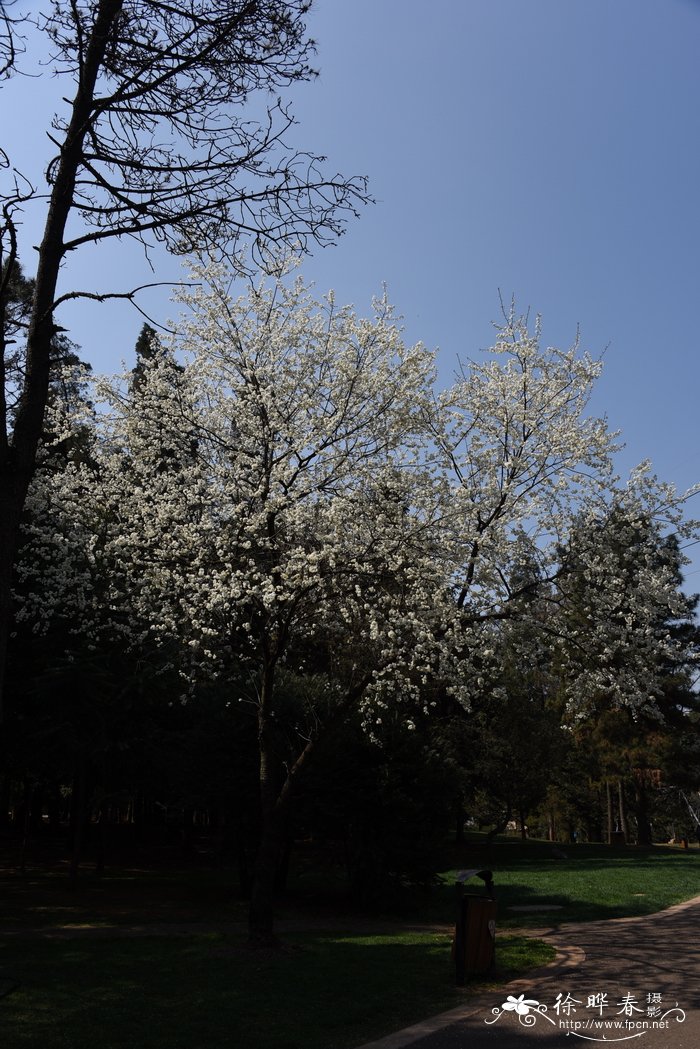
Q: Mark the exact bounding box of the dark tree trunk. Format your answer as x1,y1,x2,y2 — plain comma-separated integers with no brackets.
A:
248,663,287,946
633,778,653,847
181,808,196,858
47,785,62,832
0,775,11,829
606,780,614,843
19,781,32,875
618,779,629,843
485,808,511,844
69,761,89,883
585,796,603,843
0,1,125,723
248,811,287,945
0,507,20,723
95,802,107,875
246,663,366,945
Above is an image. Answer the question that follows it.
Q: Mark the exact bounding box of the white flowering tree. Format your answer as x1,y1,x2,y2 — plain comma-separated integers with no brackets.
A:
29,273,447,942
18,276,698,941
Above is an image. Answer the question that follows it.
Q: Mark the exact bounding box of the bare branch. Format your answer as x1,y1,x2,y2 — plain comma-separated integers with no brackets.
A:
52,279,199,331
0,0,24,79
52,279,197,310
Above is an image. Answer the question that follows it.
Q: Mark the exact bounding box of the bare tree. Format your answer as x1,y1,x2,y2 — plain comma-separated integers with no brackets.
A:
0,0,369,718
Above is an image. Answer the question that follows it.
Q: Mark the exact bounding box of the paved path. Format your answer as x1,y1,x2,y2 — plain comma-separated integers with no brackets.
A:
355,896,700,1049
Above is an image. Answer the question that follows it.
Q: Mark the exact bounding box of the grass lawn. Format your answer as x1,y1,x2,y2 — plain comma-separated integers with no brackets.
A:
0,931,553,1049
434,842,700,927
1,841,698,1048
3,840,699,932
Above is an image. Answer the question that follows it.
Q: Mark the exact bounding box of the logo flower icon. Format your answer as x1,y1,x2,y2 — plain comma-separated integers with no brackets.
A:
486,993,552,1027
502,994,541,1016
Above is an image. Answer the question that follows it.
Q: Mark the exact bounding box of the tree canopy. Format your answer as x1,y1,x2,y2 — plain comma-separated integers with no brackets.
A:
15,265,699,940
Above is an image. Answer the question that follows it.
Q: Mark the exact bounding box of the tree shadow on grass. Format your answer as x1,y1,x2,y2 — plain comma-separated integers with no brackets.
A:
0,931,554,1049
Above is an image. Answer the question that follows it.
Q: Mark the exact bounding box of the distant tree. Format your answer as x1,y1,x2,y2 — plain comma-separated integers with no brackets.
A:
0,0,370,718
0,257,33,412
556,497,698,718
131,324,160,386
555,510,700,843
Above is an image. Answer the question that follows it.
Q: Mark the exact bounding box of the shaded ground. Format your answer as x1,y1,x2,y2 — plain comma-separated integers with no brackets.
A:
2,838,699,1048
356,895,700,1049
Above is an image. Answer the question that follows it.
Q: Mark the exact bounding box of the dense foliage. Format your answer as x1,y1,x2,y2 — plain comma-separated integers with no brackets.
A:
4,269,699,937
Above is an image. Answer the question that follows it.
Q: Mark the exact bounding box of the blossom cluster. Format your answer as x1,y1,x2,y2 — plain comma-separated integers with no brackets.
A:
15,268,699,726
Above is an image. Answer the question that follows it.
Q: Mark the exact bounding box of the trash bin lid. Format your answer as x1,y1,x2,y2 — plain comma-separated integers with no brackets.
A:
455,868,495,897
455,868,493,884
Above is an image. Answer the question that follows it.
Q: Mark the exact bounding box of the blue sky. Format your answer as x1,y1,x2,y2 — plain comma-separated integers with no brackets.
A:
4,0,700,580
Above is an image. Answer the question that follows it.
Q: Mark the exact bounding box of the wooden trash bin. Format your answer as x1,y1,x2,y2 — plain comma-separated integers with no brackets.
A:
454,869,496,985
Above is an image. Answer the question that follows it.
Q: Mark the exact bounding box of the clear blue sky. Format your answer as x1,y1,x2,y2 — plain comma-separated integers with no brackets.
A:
4,0,700,581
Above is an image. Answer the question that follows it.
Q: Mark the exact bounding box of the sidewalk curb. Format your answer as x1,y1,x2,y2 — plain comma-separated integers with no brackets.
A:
352,894,700,1049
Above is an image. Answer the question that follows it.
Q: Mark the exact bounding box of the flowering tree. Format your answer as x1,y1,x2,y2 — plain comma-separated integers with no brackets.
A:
0,0,370,719
18,275,698,940
415,311,621,720
23,272,446,941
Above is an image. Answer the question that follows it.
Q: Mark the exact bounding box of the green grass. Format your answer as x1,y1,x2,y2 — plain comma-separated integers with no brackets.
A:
0,932,554,1049
4,840,699,932
2,842,698,1047
433,843,700,927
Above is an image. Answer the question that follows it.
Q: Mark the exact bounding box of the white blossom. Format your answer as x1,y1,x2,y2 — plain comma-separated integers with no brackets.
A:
15,271,698,727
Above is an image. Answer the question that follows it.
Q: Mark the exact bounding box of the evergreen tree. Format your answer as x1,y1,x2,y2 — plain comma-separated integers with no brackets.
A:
556,511,700,843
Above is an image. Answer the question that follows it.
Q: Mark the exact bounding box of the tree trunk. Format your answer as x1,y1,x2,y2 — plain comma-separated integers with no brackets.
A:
69,761,89,883
246,664,365,945
248,810,287,945
0,505,20,722
454,805,465,844
181,807,196,858
19,781,32,875
248,662,286,946
95,800,107,875
606,780,614,843
617,779,629,843
485,808,511,844
634,777,653,847
0,0,126,723
0,775,11,829
587,787,604,843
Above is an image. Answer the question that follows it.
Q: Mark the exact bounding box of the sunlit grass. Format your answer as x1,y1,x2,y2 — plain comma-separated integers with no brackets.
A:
435,845,700,927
